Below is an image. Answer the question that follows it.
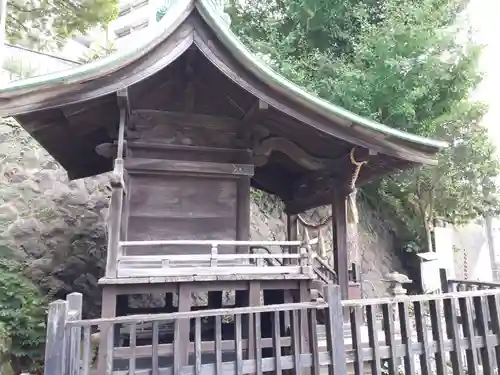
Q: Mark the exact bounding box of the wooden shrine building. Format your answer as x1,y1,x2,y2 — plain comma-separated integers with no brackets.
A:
0,0,446,371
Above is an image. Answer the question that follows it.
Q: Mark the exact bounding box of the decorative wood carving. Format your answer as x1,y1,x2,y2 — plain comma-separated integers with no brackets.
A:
252,137,335,170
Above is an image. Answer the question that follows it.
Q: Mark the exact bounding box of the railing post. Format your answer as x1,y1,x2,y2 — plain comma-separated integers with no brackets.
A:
44,300,68,375
66,293,83,375
210,244,218,267
323,284,348,375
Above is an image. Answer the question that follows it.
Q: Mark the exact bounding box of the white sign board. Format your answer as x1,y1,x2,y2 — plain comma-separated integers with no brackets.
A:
420,259,441,293
434,226,455,278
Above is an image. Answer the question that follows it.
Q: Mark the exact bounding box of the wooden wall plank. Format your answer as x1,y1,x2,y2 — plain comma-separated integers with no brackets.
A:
125,158,254,176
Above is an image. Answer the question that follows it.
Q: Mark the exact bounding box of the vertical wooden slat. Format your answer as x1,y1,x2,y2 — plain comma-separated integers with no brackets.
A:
459,296,480,374
299,282,310,352
323,284,348,375
254,312,263,375
366,305,382,375
248,281,260,360
350,306,364,375
215,315,223,375
152,321,159,375
173,316,182,375
67,293,83,375
176,284,191,368
98,287,117,375
44,300,68,375
382,303,398,375
195,317,202,375
291,310,301,375
82,326,91,375
105,323,114,375
443,295,465,374
398,301,415,375
486,294,500,370
474,295,495,373
428,300,447,375
235,314,243,375
308,309,320,375
273,311,282,375
129,323,136,375
413,301,431,375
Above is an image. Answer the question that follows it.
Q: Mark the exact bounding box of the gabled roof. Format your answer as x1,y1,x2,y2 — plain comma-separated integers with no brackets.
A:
0,0,447,211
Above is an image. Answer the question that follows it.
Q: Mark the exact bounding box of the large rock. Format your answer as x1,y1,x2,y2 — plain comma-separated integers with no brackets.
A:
0,120,402,318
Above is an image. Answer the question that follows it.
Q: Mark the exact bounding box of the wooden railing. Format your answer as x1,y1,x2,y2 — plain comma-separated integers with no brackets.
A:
113,240,316,279
44,284,500,375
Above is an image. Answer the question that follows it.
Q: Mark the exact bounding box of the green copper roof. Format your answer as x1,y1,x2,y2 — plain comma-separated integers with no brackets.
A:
0,0,447,150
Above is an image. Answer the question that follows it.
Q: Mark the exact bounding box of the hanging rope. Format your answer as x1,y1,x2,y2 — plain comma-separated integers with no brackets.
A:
349,148,368,190
347,148,368,224
297,147,368,227
297,213,332,229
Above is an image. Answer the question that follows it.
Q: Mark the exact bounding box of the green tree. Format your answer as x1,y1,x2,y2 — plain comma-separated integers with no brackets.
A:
6,0,118,49
227,0,500,251
79,40,117,63
0,258,47,375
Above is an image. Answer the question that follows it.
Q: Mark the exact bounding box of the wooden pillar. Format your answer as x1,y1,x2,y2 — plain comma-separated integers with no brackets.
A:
332,188,349,300
286,213,298,268
98,286,117,374
236,176,251,254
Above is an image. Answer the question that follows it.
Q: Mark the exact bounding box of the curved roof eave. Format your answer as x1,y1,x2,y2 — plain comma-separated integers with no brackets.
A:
0,0,448,152
196,0,447,151
0,0,195,96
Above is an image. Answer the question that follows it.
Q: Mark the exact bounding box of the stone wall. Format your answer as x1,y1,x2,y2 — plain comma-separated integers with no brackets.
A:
0,121,402,317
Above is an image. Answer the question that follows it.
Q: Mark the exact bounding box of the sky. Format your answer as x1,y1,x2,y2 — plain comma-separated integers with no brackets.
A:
468,0,500,151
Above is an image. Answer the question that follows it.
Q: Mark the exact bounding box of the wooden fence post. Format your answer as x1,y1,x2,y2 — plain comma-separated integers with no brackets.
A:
323,284,348,375
66,293,83,375
44,300,68,375
440,268,449,293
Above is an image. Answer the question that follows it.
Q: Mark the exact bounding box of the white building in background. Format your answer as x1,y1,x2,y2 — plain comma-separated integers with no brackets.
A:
108,0,163,49
1,0,165,83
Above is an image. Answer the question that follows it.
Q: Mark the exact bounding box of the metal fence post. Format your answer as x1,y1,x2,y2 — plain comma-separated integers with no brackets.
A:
323,284,348,375
44,300,68,375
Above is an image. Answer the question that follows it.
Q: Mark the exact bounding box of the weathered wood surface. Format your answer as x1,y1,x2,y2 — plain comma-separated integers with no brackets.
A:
127,142,251,164
125,172,240,256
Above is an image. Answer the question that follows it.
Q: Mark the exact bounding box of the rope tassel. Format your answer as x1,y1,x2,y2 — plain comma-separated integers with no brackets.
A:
347,148,367,224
